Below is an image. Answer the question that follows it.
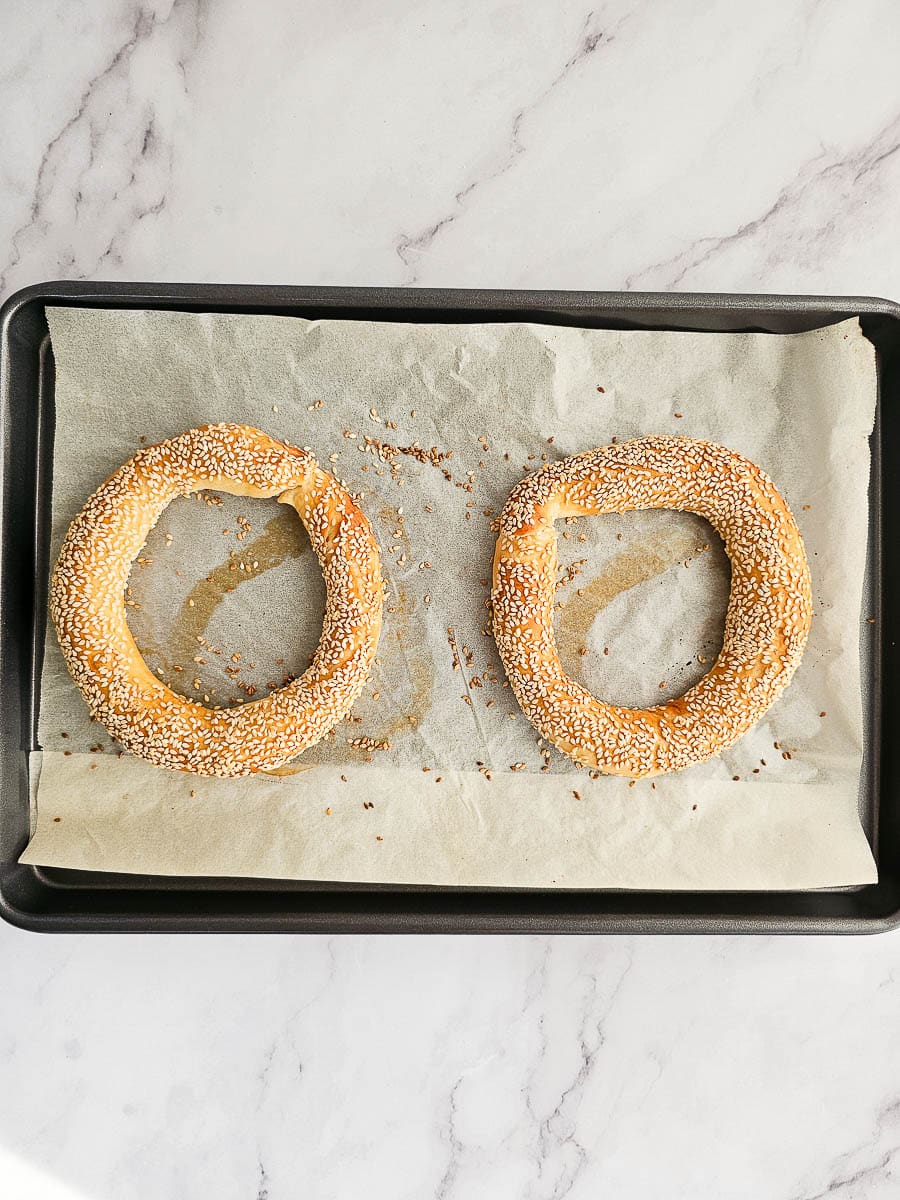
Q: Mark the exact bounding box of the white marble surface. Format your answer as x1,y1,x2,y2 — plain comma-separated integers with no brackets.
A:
3,1,900,1196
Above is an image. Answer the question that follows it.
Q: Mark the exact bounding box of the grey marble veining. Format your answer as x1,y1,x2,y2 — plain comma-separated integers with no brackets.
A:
2,1,900,1196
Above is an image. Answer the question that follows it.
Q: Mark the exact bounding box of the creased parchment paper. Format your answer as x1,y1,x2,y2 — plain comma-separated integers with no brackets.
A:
23,308,878,889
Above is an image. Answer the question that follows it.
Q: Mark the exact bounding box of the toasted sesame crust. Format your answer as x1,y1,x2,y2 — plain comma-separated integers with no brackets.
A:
50,424,383,778
492,436,812,778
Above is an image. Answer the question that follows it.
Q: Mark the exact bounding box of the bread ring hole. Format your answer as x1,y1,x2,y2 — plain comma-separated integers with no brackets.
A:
125,493,326,707
553,509,730,708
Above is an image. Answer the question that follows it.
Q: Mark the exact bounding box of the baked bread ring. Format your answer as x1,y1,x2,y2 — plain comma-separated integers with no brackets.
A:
51,423,383,778
492,436,812,778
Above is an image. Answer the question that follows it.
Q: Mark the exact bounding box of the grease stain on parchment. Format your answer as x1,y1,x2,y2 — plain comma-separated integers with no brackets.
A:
371,503,434,738
554,525,718,667
132,507,310,682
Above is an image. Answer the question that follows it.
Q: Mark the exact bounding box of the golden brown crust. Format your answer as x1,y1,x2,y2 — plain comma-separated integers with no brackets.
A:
491,436,812,778
50,423,383,778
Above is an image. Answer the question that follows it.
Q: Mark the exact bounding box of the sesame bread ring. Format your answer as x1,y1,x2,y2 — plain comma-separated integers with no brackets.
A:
51,423,383,778
492,436,812,778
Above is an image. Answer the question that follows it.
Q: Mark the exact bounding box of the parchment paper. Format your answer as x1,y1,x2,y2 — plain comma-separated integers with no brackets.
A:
22,308,878,888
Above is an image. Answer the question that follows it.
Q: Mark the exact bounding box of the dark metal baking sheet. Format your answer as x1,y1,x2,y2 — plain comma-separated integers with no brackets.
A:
1,281,896,934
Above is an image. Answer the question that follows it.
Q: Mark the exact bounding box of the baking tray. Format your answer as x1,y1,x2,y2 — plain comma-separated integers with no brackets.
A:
1,281,897,934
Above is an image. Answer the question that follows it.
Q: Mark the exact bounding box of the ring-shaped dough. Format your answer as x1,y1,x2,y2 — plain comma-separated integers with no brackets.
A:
51,423,383,778
491,436,811,778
